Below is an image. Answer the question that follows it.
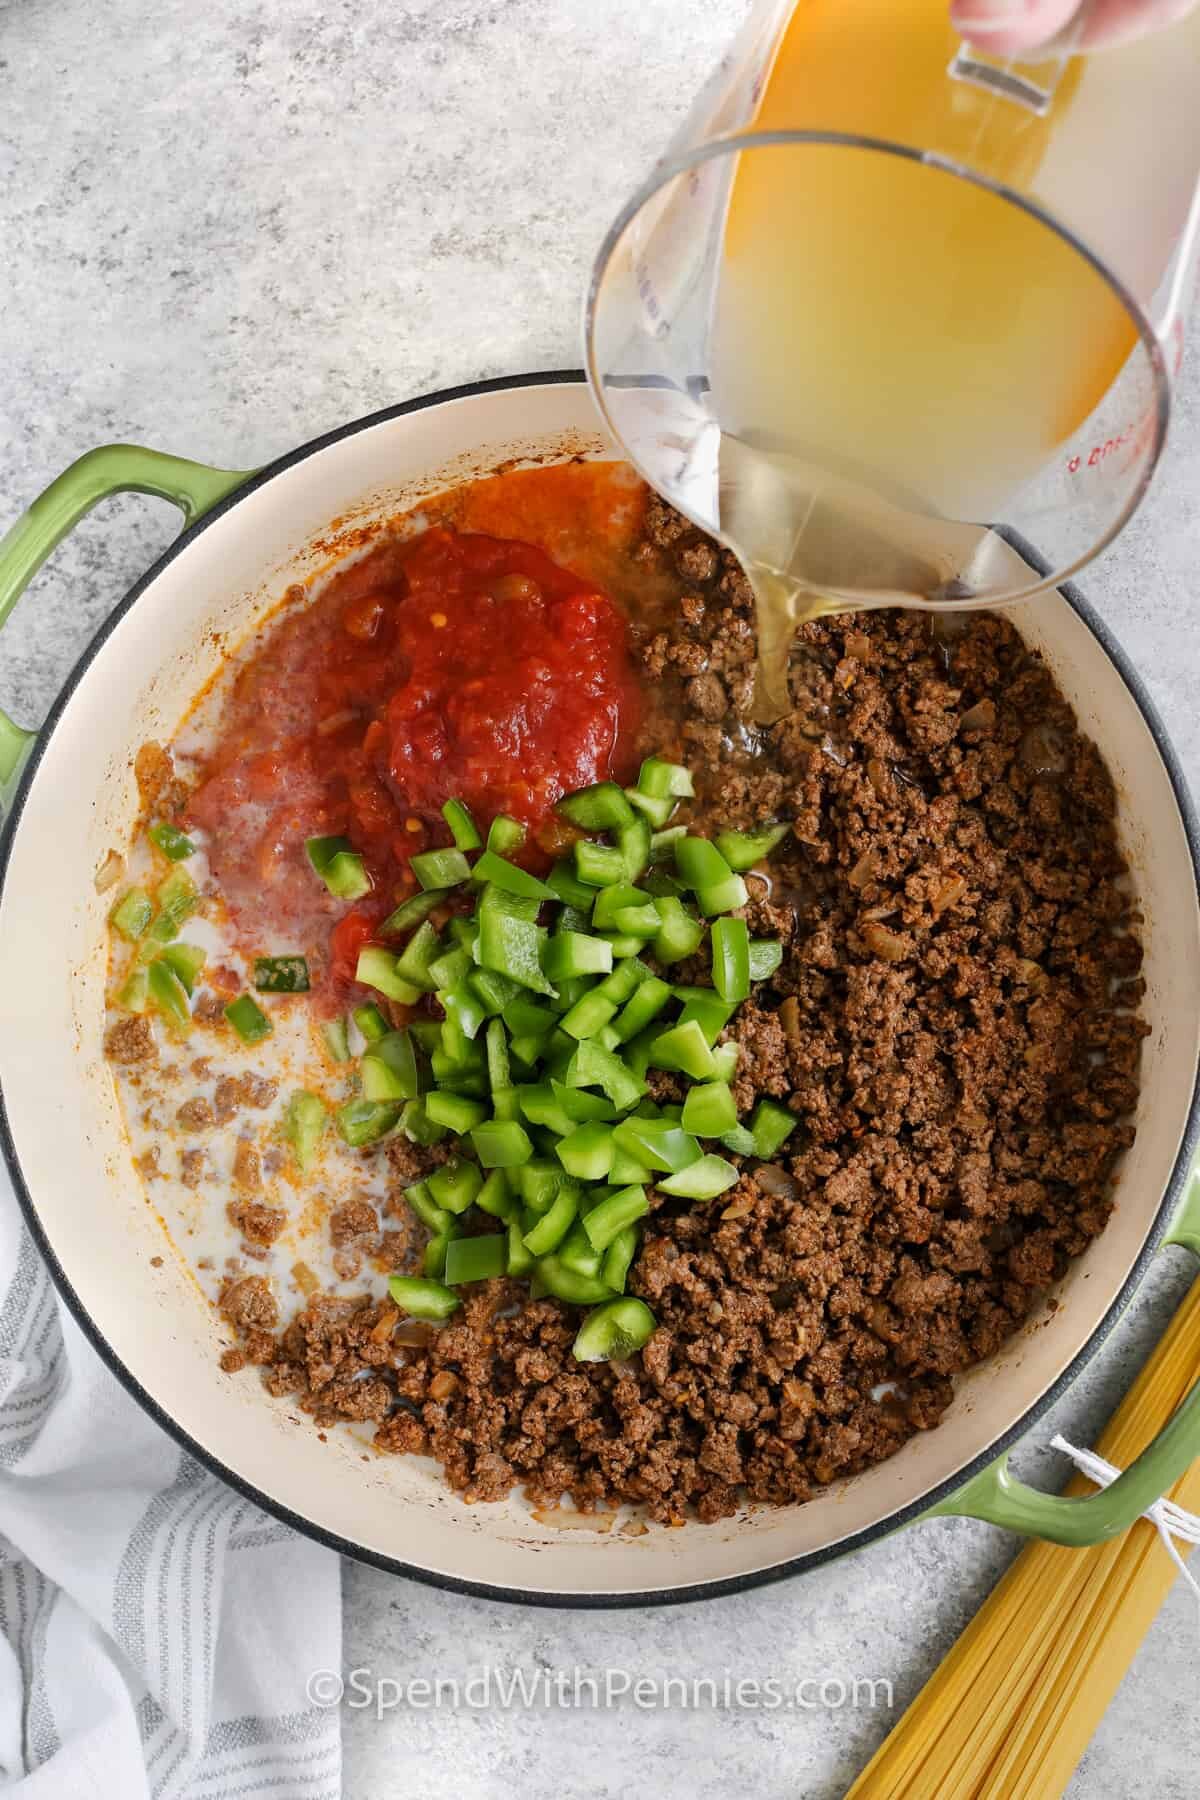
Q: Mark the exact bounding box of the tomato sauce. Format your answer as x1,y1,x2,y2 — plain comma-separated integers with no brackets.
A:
187,482,648,991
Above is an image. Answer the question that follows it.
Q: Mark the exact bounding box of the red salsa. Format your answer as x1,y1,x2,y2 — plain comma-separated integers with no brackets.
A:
188,521,644,989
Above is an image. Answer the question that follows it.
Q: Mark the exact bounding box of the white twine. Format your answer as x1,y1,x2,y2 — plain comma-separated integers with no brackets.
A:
1051,1433,1200,1613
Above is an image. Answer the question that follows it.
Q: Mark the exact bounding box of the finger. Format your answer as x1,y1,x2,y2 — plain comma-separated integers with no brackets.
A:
950,0,1199,52
1076,0,1199,48
949,0,1082,55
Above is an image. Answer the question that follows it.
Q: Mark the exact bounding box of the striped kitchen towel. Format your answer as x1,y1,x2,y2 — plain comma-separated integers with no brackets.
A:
0,1175,342,1799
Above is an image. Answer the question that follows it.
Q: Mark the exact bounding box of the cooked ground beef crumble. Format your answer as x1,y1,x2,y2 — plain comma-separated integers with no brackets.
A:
216,495,1147,1525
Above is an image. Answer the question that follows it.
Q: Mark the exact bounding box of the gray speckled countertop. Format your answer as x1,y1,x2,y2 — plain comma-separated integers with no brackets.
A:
2,2,1198,1794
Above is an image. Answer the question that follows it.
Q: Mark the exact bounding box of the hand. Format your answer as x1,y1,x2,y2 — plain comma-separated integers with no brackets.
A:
950,0,1199,52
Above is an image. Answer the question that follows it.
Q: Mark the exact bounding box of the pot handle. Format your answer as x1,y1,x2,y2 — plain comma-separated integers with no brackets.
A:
0,444,253,797
927,1166,1200,1545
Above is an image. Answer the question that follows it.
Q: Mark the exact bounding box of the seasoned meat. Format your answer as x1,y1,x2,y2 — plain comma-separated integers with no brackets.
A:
105,1016,156,1065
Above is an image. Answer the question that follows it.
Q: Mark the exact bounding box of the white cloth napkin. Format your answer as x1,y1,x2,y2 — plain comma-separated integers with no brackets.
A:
0,1168,343,1799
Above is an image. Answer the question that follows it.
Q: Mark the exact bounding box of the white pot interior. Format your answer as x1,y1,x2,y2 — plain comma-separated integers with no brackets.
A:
1,379,1197,1599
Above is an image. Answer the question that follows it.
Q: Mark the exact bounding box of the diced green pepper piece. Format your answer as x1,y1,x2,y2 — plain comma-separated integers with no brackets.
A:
555,1121,615,1182
573,1296,656,1362
710,916,751,1003
559,990,618,1042
388,1275,460,1321
522,1184,579,1257
469,968,518,1017
564,1039,647,1111
675,986,736,1046
720,1124,758,1157
715,823,791,872
535,1257,617,1307
320,1015,351,1063
400,1096,448,1145
380,887,449,935
711,1041,739,1084
518,1085,574,1137
424,1234,454,1280
659,1154,739,1199
748,939,784,983
477,881,541,924
361,1030,420,1102
543,931,614,981
697,873,749,916
476,1168,516,1220
393,920,441,991
611,976,673,1042
484,1016,511,1092
598,933,644,960
602,1225,639,1294
581,1184,649,1252
506,1216,534,1276
574,841,627,888
638,757,695,800
681,1080,738,1138
353,1002,389,1044
147,958,191,1032
224,992,271,1044
404,1180,453,1234
471,1118,534,1168
652,895,705,964
476,909,555,996
159,942,206,994
616,817,652,883
749,1097,797,1159
650,824,688,863
487,814,526,856
428,943,472,991
116,965,150,1013
558,1221,604,1278
355,946,420,1004
674,835,732,891
305,835,372,900
557,781,635,832
149,820,195,861
337,1098,401,1146
441,983,488,1043
625,786,676,828
594,958,650,1006
411,846,472,890
425,1090,488,1133
428,1156,483,1215
283,1090,327,1171
442,798,482,852
470,851,554,901
611,1116,702,1174
648,1018,716,1080
546,860,596,910
444,1233,507,1284
146,867,201,945
253,954,309,994
517,1158,563,1212
609,1145,651,1185
592,882,651,931
111,886,153,942
612,903,660,938
550,1080,616,1123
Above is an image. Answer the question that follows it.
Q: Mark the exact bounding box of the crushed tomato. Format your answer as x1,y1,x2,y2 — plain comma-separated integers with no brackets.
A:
188,523,644,995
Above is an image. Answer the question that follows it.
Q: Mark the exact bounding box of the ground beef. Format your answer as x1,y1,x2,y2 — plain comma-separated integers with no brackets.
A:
104,1015,156,1065
221,496,1145,1523
228,1197,286,1246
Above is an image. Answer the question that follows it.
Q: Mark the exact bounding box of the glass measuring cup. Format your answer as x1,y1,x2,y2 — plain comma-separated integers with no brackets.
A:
585,0,1200,714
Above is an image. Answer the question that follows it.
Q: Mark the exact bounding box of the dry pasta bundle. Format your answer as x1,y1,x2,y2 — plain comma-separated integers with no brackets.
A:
847,1274,1200,1799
